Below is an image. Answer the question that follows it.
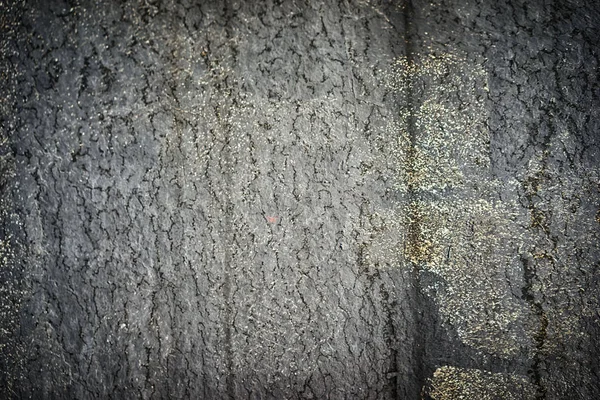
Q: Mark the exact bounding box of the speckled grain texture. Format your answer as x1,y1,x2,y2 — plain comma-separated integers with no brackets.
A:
0,0,599,399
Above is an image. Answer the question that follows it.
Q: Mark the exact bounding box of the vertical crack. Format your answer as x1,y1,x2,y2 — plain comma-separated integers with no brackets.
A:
521,94,560,398
520,255,548,400
522,143,553,400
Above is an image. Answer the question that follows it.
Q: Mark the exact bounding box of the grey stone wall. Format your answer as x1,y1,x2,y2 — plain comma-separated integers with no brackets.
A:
0,0,599,398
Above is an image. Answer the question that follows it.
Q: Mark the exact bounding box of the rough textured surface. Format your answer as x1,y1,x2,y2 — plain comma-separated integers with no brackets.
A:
0,0,599,399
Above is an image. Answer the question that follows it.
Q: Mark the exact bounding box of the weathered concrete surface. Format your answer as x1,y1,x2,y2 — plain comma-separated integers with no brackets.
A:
0,0,599,399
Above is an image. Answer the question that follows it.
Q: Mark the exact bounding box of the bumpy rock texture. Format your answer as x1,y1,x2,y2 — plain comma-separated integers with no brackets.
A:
1,0,599,398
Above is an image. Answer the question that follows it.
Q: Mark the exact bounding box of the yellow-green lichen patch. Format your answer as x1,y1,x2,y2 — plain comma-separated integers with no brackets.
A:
379,53,490,193
414,193,535,357
376,53,535,358
425,366,536,400
381,55,489,191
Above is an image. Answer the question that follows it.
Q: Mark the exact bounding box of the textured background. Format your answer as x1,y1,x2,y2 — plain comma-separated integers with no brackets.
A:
0,0,599,398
